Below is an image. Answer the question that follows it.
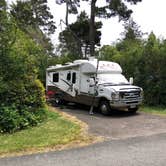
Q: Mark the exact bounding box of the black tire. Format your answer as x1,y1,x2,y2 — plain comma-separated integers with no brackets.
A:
54,95,63,106
99,100,111,115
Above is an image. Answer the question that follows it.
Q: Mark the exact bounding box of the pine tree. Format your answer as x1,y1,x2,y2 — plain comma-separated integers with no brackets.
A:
56,0,80,26
88,0,142,56
59,11,102,58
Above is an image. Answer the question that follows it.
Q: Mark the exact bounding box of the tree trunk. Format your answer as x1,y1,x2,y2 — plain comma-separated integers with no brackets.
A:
65,0,69,26
89,0,97,57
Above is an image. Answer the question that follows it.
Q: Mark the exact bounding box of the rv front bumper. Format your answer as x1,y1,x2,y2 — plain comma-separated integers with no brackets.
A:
110,98,143,109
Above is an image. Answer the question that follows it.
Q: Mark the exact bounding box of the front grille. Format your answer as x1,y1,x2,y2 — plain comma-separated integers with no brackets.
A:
120,91,141,100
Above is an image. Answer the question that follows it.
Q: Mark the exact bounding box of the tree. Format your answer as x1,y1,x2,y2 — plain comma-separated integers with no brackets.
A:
99,45,121,61
88,0,142,56
56,0,80,26
10,0,56,84
0,0,7,11
59,11,102,58
11,0,56,35
10,0,55,52
0,6,46,133
121,18,144,41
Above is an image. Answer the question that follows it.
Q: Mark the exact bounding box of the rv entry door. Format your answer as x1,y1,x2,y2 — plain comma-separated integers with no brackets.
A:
65,71,78,97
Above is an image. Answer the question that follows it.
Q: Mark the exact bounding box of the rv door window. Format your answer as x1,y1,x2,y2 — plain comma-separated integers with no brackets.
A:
53,73,59,82
67,72,71,81
72,72,76,84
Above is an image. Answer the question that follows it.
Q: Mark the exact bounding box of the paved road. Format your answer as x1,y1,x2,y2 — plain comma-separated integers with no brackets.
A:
1,105,166,166
1,133,166,166
60,104,166,140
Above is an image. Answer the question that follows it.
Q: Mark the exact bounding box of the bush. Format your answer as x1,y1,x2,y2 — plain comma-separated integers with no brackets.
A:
0,105,47,133
0,11,48,133
0,106,21,133
0,79,46,108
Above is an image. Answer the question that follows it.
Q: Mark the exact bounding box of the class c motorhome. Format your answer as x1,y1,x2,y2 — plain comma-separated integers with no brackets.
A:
46,58,143,115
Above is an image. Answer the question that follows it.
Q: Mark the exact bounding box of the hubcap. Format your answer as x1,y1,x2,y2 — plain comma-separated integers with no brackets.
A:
101,104,108,113
55,98,60,104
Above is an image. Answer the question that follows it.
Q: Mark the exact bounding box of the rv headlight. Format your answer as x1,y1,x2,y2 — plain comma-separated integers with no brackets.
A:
111,92,119,100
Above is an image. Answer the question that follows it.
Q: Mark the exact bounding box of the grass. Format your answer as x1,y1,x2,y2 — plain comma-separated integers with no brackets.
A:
140,106,166,116
0,107,94,157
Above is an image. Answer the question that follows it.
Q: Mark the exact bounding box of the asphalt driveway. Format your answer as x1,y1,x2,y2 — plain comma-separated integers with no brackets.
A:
59,104,166,140
1,105,166,166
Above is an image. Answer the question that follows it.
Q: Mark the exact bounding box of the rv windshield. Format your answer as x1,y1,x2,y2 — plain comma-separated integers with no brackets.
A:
98,73,129,86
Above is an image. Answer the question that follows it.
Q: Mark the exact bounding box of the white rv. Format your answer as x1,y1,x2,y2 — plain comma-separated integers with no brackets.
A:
46,58,143,115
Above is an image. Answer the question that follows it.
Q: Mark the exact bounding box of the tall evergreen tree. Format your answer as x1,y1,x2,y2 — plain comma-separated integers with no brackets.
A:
56,0,80,26
121,18,144,41
11,0,56,35
59,11,102,58
88,0,142,56
10,0,56,54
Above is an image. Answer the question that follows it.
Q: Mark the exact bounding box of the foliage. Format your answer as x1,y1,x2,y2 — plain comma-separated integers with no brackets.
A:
56,0,80,26
0,106,46,133
137,33,166,105
59,11,102,58
100,32,166,106
10,0,56,35
10,0,56,84
0,108,91,156
88,0,142,56
100,45,121,61
141,106,166,116
0,5,47,133
121,18,144,41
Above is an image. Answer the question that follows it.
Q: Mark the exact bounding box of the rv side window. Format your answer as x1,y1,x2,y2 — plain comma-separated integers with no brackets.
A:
67,72,71,81
53,73,59,82
72,72,76,84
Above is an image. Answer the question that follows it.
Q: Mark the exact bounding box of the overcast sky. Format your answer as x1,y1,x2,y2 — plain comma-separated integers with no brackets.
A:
7,0,166,46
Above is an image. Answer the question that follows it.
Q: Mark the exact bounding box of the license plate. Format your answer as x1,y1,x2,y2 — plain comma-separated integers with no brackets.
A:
130,105,136,108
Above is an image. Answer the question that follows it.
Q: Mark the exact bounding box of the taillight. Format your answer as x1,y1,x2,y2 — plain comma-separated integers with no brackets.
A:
46,90,55,99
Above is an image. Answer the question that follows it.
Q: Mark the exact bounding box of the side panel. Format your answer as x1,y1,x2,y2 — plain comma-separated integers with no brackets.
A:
79,74,89,94
46,67,80,97
47,85,99,107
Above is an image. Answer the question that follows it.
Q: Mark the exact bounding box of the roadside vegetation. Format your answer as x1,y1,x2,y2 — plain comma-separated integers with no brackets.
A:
0,107,93,157
141,107,166,116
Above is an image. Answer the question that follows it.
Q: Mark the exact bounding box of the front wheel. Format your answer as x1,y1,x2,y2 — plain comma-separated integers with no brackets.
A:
99,100,111,115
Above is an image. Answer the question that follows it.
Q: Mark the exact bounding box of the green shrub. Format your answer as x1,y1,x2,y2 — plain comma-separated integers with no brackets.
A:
0,106,21,133
0,13,47,133
0,105,47,133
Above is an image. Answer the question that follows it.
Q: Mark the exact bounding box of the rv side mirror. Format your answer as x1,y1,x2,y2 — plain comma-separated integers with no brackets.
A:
95,78,99,84
129,77,133,85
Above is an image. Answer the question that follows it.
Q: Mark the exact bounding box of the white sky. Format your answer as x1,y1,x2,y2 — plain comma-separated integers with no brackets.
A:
7,0,166,46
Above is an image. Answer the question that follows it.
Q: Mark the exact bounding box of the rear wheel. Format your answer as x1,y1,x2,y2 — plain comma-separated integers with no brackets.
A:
54,94,64,106
99,100,111,115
